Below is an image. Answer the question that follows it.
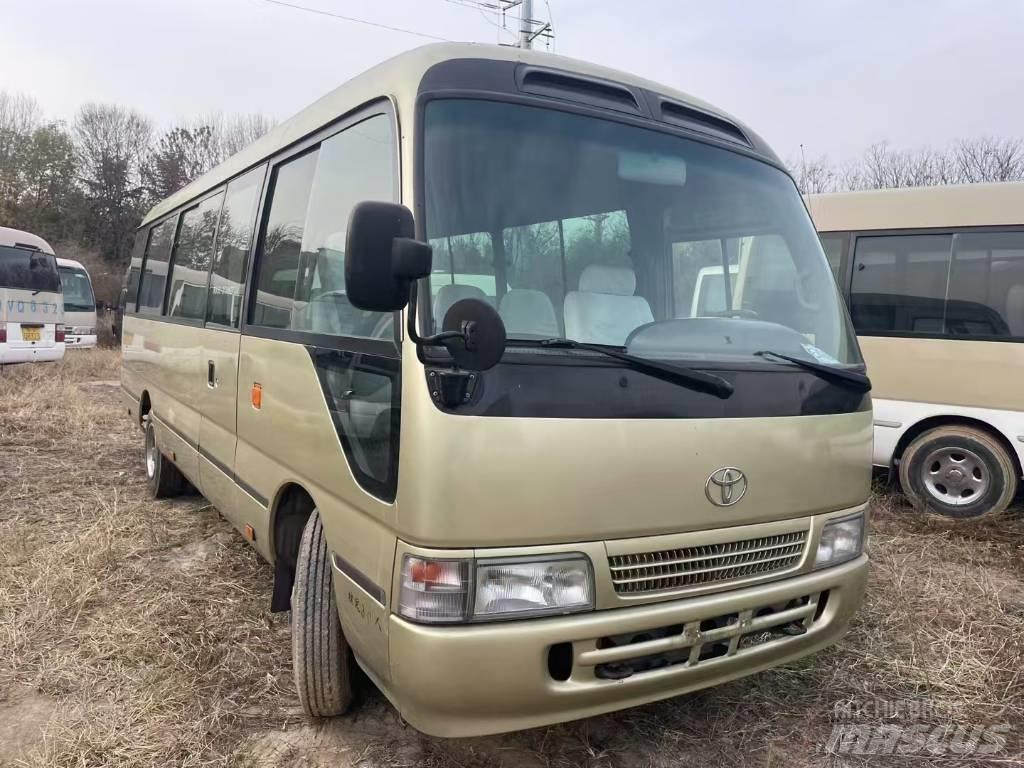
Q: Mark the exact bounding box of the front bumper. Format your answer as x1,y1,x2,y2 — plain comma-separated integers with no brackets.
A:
65,334,98,349
388,554,868,737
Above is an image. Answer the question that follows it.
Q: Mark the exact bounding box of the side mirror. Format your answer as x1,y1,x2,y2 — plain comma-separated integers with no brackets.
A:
441,298,507,371
345,201,432,311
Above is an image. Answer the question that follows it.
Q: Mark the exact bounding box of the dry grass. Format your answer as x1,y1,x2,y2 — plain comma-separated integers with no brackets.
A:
1,353,1023,767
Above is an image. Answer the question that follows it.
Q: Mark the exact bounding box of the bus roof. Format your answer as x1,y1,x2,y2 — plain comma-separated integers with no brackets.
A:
0,226,55,254
807,182,1024,232
56,257,88,271
140,42,766,228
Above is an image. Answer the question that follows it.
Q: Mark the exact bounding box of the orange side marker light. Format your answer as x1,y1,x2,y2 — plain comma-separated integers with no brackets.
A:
251,382,263,409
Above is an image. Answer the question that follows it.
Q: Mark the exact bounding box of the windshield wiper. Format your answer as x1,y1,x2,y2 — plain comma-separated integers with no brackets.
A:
537,338,733,399
754,350,871,392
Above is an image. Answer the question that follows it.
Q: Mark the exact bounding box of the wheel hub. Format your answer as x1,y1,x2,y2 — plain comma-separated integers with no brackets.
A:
921,446,988,506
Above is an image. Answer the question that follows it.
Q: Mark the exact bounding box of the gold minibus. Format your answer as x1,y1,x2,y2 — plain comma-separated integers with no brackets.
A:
810,183,1024,519
122,43,871,737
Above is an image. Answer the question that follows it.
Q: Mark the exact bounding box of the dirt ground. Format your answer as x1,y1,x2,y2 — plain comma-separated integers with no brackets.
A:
1,351,1023,767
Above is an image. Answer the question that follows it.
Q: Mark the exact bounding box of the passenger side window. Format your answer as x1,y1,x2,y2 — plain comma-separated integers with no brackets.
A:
251,113,396,338
208,166,265,328
167,192,223,321
850,234,952,334
137,217,177,315
430,232,498,326
671,238,738,318
125,231,146,312
948,231,1024,338
253,150,317,329
819,233,847,282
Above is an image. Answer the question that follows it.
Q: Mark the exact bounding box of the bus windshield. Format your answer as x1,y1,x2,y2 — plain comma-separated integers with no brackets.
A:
0,246,61,294
423,99,860,366
59,266,96,312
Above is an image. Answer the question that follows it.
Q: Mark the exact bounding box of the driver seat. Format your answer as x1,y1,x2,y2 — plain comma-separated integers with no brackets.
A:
563,265,653,345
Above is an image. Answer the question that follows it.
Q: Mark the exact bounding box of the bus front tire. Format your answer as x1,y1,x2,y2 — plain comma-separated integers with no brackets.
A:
899,425,1017,520
292,510,353,717
144,417,185,499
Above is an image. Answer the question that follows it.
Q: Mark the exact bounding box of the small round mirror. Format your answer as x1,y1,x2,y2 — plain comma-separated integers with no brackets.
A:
441,298,506,371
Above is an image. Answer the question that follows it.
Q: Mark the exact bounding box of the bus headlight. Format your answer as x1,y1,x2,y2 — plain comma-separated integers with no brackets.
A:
813,513,865,569
398,554,594,623
474,556,593,620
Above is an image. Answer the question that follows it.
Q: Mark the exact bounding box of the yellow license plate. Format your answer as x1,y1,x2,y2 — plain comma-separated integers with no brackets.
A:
22,326,41,342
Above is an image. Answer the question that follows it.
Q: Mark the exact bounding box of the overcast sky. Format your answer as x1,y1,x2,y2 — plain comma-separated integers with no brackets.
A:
3,0,1020,164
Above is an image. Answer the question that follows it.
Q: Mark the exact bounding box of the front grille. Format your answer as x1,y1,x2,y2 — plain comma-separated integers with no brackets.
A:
549,591,829,683
609,530,808,595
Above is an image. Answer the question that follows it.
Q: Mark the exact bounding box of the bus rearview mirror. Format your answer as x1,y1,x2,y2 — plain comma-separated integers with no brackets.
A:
345,201,432,312
440,298,506,372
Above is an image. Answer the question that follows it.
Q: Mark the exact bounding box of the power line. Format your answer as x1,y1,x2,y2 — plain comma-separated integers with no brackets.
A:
256,0,451,42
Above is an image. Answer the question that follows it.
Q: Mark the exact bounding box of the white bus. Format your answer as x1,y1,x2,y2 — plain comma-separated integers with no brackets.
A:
0,226,65,364
810,182,1024,519
57,257,98,348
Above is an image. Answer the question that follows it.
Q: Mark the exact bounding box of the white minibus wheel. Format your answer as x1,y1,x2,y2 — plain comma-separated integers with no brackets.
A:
143,417,185,499
292,510,353,717
898,425,1017,520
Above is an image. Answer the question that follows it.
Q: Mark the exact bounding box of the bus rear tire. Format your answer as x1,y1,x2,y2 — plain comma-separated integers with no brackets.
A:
144,417,185,499
292,510,353,718
898,425,1017,520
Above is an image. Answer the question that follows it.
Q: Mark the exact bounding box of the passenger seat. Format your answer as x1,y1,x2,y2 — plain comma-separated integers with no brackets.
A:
433,283,488,326
563,265,653,345
498,289,560,338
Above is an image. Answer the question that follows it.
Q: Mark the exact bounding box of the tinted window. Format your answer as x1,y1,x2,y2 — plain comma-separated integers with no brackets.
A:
252,150,317,328
423,99,858,362
252,114,396,336
850,234,952,334
208,166,265,328
138,218,176,314
167,192,223,321
671,238,738,318
126,231,146,311
0,247,60,293
59,267,95,312
947,231,1024,337
820,233,846,281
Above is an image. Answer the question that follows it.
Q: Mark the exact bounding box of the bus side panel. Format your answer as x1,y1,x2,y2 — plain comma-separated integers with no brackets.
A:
196,326,243,533
122,315,203,485
234,334,397,681
860,336,1024,412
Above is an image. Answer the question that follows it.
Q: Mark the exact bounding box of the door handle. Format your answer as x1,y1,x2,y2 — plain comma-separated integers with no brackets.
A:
208,360,216,388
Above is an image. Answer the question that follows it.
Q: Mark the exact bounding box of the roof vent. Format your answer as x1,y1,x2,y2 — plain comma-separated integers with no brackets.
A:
517,67,644,116
658,99,749,146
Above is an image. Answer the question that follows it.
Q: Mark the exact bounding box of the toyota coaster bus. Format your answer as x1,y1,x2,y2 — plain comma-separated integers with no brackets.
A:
58,257,98,348
0,226,65,364
810,183,1024,519
121,43,871,737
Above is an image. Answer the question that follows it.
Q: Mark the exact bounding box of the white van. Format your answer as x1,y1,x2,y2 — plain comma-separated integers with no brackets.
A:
57,257,98,348
0,226,65,364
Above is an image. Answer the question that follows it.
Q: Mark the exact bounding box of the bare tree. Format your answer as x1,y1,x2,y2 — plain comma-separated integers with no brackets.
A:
203,113,276,161
954,136,1024,183
0,91,44,218
144,124,219,200
74,103,153,262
